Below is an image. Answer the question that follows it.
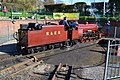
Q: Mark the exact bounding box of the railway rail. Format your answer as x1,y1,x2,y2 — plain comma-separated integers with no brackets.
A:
0,40,101,79
49,63,72,80
0,39,99,62
0,56,43,79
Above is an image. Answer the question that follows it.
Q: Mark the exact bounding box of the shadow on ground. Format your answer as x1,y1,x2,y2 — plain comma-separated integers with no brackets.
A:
0,43,21,56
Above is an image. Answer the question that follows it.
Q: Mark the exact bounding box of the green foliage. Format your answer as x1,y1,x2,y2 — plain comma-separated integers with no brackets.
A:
109,0,120,17
0,11,53,19
0,12,11,17
79,16,119,22
74,2,86,12
14,0,37,11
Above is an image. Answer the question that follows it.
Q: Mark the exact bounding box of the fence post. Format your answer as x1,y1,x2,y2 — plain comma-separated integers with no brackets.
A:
10,7,13,20
103,40,111,80
8,26,10,41
35,13,38,23
114,27,117,38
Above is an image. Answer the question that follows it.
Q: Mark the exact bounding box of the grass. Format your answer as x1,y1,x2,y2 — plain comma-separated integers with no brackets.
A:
0,11,53,19
0,11,118,20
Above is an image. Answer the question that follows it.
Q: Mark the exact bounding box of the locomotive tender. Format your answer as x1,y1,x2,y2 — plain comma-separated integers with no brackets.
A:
15,22,102,53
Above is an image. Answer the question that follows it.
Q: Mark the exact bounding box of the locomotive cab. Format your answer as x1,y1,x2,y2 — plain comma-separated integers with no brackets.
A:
59,20,79,46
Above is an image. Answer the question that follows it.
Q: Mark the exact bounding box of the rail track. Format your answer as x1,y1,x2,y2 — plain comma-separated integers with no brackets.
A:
0,56,43,79
0,40,101,79
0,40,99,63
49,63,72,80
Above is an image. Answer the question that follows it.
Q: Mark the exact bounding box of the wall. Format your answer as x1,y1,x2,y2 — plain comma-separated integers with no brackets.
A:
0,20,58,44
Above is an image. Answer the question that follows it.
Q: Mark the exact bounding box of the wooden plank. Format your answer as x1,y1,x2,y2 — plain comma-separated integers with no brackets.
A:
51,63,62,80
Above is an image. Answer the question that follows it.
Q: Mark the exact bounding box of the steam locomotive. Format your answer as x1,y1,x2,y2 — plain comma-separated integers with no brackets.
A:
14,21,102,54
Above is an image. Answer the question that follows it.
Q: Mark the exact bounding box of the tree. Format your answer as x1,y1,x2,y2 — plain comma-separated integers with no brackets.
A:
109,0,120,17
43,0,54,4
74,2,87,16
1,0,44,11
14,0,37,11
36,0,44,10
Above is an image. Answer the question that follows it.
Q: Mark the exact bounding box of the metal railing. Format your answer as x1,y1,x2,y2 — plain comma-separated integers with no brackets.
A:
104,40,120,80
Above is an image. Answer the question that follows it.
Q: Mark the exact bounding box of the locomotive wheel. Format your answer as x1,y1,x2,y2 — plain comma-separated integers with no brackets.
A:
99,33,102,39
34,48,38,53
74,40,78,44
81,38,85,43
48,45,52,50
65,41,73,47
27,49,31,54
60,42,66,49
60,43,64,47
89,38,93,42
27,48,34,54
43,46,47,51
86,39,89,42
71,41,75,46
70,41,73,46
65,41,70,47
37,47,43,52
52,45,55,49
71,40,77,46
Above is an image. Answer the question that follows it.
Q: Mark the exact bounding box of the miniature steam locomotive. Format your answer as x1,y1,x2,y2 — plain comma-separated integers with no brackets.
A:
14,22,102,54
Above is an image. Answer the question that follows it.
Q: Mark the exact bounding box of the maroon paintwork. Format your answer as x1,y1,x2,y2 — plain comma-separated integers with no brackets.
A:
78,24,98,32
21,25,67,48
72,29,79,40
77,27,83,37
18,23,100,50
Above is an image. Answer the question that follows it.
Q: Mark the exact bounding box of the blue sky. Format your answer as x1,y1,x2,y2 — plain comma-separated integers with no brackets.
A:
57,0,109,5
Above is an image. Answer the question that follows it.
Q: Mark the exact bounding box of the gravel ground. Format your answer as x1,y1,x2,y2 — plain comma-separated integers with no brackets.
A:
0,56,26,70
44,44,106,80
0,41,107,80
4,70,48,80
2,63,54,80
